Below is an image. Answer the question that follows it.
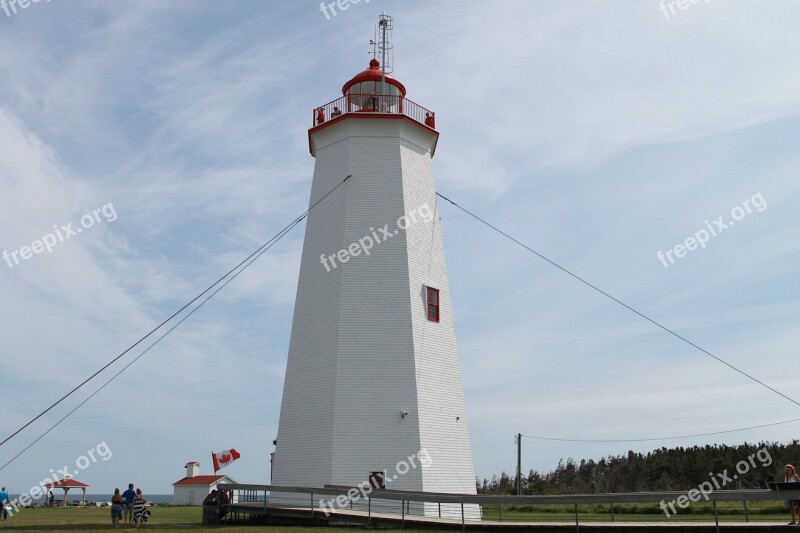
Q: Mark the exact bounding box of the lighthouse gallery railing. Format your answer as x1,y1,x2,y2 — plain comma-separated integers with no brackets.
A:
312,94,433,129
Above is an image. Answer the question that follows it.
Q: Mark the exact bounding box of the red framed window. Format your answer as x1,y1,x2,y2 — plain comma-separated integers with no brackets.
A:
426,287,440,322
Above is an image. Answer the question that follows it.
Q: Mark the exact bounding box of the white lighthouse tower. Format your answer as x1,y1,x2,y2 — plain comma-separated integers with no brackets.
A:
272,16,477,518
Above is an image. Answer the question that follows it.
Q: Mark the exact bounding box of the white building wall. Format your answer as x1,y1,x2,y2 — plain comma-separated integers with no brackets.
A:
398,135,480,519
273,118,476,517
270,132,345,496
173,479,237,505
173,486,198,506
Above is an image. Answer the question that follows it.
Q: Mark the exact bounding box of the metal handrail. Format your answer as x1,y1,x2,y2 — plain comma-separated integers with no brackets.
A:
312,94,435,129
218,482,800,505
215,483,800,530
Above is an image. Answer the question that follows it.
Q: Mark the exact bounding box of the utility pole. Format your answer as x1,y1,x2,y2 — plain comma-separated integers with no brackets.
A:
516,433,522,495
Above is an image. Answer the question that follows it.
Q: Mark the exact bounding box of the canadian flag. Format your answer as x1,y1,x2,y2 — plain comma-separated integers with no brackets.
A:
212,449,241,472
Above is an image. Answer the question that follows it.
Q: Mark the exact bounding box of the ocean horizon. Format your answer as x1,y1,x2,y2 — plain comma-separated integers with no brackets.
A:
10,494,174,504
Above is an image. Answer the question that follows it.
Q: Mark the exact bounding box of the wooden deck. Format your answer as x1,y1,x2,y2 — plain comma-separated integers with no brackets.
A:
211,483,800,531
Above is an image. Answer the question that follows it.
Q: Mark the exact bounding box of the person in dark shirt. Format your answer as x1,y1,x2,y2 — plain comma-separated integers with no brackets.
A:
111,488,124,527
121,483,136,524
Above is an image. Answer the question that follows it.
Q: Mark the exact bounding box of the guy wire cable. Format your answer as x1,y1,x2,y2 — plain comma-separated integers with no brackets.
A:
436,192,800,409
0,209,299,472
520,416,800,443
0,174,352,451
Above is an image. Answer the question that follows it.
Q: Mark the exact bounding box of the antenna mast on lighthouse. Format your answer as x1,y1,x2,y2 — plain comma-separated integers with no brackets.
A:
377,13,393,97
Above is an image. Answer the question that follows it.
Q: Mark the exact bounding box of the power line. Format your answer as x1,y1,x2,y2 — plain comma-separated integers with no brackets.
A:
436,192,800,409
0,211,300,472
521,416,800,443
0,175,351,456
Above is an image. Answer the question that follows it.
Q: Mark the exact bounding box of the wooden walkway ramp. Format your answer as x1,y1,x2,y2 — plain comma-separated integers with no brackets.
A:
211,483,800,532
221,501,799,531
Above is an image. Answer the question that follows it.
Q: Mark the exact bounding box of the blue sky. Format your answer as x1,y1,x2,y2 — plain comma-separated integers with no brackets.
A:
1,0,799,495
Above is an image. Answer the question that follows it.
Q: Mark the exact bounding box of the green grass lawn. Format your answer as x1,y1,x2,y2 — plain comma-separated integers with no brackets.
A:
0,506,383,532
481,501,791,523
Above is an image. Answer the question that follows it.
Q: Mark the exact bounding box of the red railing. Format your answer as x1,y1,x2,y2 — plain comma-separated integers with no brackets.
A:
312,94,435,129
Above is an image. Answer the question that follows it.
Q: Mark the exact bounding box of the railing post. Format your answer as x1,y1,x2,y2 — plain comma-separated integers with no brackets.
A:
401,498,405,528
742,498,749,522
310,492,313,516
498,503,502,521
574,503,579,532
712,500,719,533
461,502,465,532
368,496,371,526
438,502,441,518
610,502,614,522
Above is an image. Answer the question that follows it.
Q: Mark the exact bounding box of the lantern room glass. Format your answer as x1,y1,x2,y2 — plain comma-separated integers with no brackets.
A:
346,81,403,113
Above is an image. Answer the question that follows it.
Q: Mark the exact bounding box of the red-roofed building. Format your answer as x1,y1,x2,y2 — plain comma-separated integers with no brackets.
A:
44,476,90,505
172,462,236,505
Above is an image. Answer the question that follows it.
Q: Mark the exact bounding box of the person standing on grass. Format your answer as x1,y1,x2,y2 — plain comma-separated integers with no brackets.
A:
122,483,136,524
132,488,147,527
110,488,123,528
0,487,9,520
785,464,800,525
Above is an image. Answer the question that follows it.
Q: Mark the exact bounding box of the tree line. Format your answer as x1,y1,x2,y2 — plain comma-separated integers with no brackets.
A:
477,440,800,494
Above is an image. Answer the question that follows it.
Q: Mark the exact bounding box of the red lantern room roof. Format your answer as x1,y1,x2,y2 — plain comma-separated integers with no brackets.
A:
341,59,406,97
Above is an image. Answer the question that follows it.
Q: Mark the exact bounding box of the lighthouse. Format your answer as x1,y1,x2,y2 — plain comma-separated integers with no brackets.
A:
272,16,478,518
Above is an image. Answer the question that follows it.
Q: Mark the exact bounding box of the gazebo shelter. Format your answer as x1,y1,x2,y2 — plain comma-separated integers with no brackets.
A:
45,477,90,505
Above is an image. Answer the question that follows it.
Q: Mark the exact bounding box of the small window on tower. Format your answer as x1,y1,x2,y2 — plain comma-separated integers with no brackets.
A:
426,287,440,322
